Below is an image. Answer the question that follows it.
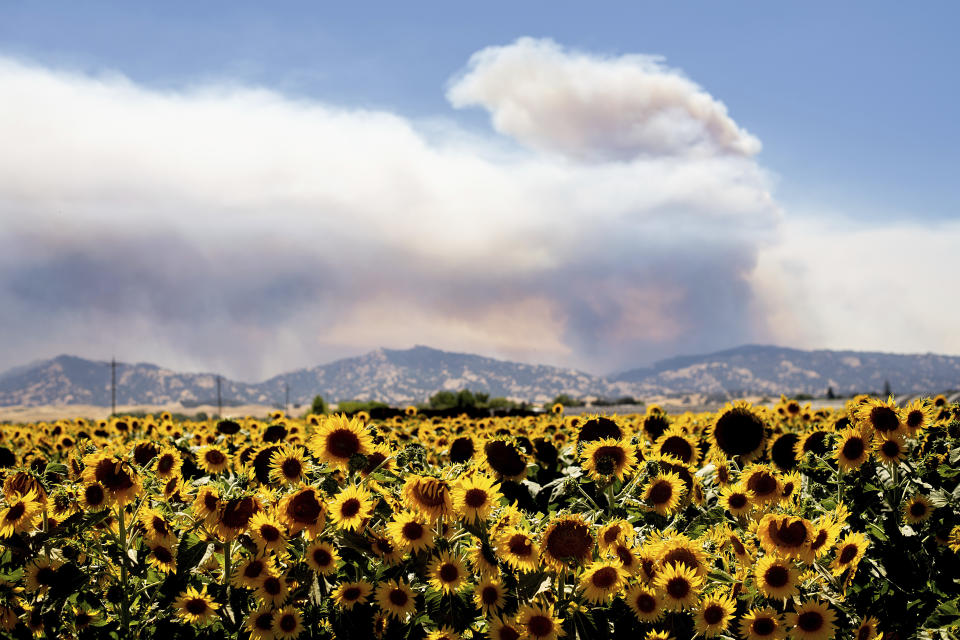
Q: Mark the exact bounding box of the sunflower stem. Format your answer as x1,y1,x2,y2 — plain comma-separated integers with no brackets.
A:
117,504,131,637
223,537,233,623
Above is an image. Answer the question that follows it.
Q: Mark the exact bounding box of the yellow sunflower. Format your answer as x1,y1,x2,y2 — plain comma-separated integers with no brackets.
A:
386,509,435,554
874,434,907,465
0,489,40,538
332,580,373,610
831,532,869,576
277,485,326,537
786,600,836,640
197,445,230,474
311,415,373,470
25,557,61,593
835,426,873,471
901,398,934,435
693,591,736,638
269,445,311,485
655,427,701,467
853,616,880,640
174,585,220,625
153,447,183,478
249,511,287,552
256,573,291,608
581,438,638,481
741,463,782,505
272,605,304,640
754,554,799,600
541,514,594,570
428,551,467,594
232,555,275,589
146,540,177,574
374,579,416,620
401,474,453,521
497,527,539,573
643,472,684,516
597,519,635,553
719,483,754,517
903,494,933,524
489,615,523,640
451,473,502,524
329,484,374,532
579,560,626,603
305,540,339,575
655,562,703,611
757,513,814,563
81,452,141,505
624,584,662,622
856,397,903,437
245,606,275,640
473,576,506,616
739,606,786,640
516,603,565,640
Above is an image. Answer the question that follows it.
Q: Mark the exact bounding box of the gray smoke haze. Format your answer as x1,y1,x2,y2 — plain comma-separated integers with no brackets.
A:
0,39,839,381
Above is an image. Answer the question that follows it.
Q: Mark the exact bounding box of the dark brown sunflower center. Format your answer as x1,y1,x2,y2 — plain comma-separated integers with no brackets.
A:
730,535,746,555
152,517,169,536
616,545,634,566
527,614,553,637
152,545,173,563
662,548,699,572
94,459,134,491
84,483,106,505
747,472,778,497
134,442,159,466
797,611,824,631
880,440,900,457
255,613,274,630
772,519,808,547
713,408,765,457
481,585,499,604
704,604,724,625
728,493,748,509
220,497,259,528
313,548,332,567
508,534,533,556
5,502,25,521
450,438,475,463
910,502,927,517
260,524,281,541
289,491,322,523
36,566,57,585
203,493,219,512
810,530,829,551
343,586,362,600
649,480,673,505
545,520,592,561
858,624,871,640
340,498,362,519
401,521,424,540
185,598,208,615
590,566,618,589
244,560,266,578
764,565,789,587
263,577,282,595
594,445,627,467
842,437,866,460
279,614,297,632
327,429,361,459
281,458,302,478
666,576,690,599
659,436,693,463
484,441,526,477
439,563,459,583
388,588,408,606
364,451,388,473
635,592,656,612
870,406,900,433
464,488,488,508
205,450,226,465
839,544,858,564
906,410,924,428
753,618,775,635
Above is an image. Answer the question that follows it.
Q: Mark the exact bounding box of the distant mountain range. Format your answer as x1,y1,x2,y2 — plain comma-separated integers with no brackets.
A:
1,344,959,408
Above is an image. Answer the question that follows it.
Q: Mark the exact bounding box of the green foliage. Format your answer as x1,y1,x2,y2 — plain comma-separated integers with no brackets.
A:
335,399,388,414
309,394,328,415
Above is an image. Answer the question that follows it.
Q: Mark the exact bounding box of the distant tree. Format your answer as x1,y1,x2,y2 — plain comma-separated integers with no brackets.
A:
310,395,328,415
826,386,836,399
551,394,578,407
883,379,893,397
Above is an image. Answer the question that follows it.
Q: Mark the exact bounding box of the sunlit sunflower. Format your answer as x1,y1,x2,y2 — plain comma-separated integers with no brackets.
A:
948,525,960,553
644,471,684,516
271,605,304,640
245,606,276,640
387,509,435,554
742,463,782,504
541,514,594,570
901,398,935,435
216,495,262,540
807,516,842,560
655,534,710,577
329,484,374,532
402,474,453,521
516,603,564,640
249,511,287,552
232,555,275,589
139,506,175,544
426,626,460,640
835,426,873,471
497,527,540,573
369,530,404,565
374,578,416,620
693,591,737,638
903,494,933,524
625,583,662,622
269,445,311,484
831,531,869,576
581,438,638,481
304,540,339,575
147,540,177,574
740,606,786,640
197,445,230,474
277,485,326,537
174,585,220,625
81,452,141,505
469,539,501,578
473,576,506,616
333,580,373,610
655,428,701,467
488,615,523,640
655,562,703,611
0,489,40,538
597,519,634,553
81,481,110,511
362,443,395,475
754,554,799,600
757,514,814,563
719,483,754,517
256,573,291,608
428,551,467,594
874,433,907,465
192,485,220,525
579,560,626,603
451,473,502,524
645,632,674,640
311,415,373,470
786,600,836,640
710,401,768,462
856,397,903,437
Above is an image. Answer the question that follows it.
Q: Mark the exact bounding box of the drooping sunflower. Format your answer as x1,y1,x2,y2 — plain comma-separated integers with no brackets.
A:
311,415,373,470
428,551,467,594
693,591,737,638
655,562,703,611
402,474,453,521
192,486,220,526
581,438,638,481
249,511,287,552
835,426,873,471
216,495,262,540
451,473,502,523
498,527,540,573
786,600,836,640
768,432,801,470
473,576,506,616
903,494,933,524
269,445,311,485
597,519,635,553
710,401,768,462
329,484,374,532
516,603,564,640
374,579,416,620
332,580,373,610
719,484,754,517
0,489,40,538
643,471,684,516
541,514,594,570
139,506,175,544
739,606,786,640
245,606,276,640
305,540,339,575
277,485,326,537
830,531,869,576
757,513,814,563
174,586,220,625
579,560,626,603
625,584,662,622
807,515,842,560
754,554,799,600
272,605,304,640
197,446,230,475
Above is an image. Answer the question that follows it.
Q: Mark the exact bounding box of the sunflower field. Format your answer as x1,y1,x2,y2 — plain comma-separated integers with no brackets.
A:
0,394,959,640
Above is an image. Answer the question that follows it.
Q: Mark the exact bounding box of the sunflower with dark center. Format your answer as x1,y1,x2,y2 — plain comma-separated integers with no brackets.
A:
401,474,453,521
245,606,275,640
482,440,528,481
835,426,873,471
256,574,290,608
656,534,709,576
581,438,637,481
153,447,182,478
249,511,287,551
197,446,230,474
830,531,869,576
473,577,506,616
739,606,784,640
576,416,624,449
374,579,416,620
497,528,539,572
786,600,836,640
903,494,933,524
720,484,754,517
173,586,220,625
0,489,40,538
271,605,303,640
232,556,275,589
517,603,564,640
656,428,700,466
449,436,476,464
329,484,374,532
278,486,326,536
428,551,466,593
694,592,736,637
311,415,373,470
147,542,176,574
82,453,140,505
625,584,662,622
769,432,800,470
269,445,310,485
332,581,372,610
216,495,261,539
743,464,782,504
541,514,594,569
644,471,684,515
451,472,501,523
305,540,338,574
655,561,703,611
642,411,670,442
875,435,907,464
710,401,768,462
25,558,60,593
579,561,626,603
132,441,159,466
386,510,435,553
758,514,814,562
755,555,798,599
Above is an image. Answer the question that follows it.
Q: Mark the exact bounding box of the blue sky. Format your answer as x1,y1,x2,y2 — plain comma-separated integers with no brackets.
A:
4,1,957,220
1,3,958,379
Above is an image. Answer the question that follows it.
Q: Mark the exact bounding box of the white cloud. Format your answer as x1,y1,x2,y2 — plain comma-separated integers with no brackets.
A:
0,41,783,380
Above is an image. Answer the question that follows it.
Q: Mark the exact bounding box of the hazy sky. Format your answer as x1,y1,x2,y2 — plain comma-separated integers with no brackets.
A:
1,2,958,380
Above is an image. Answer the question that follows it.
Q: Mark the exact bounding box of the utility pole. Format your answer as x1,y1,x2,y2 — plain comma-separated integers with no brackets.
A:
111,357,117,417
284,383,289,415
216,375,222,418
